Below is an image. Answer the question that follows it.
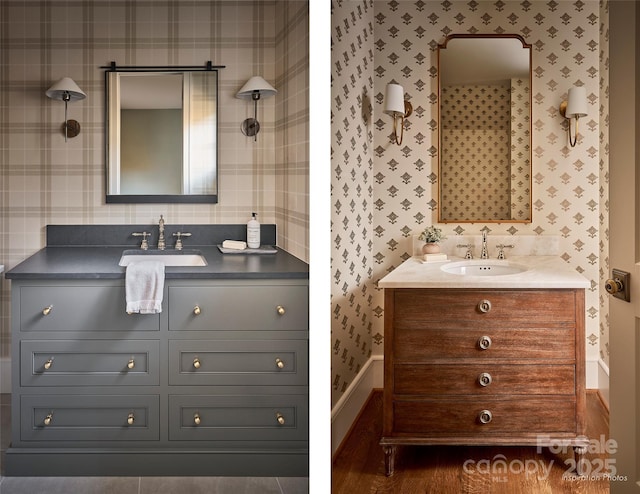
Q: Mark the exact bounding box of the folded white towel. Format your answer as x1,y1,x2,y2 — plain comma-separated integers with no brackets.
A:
125,260,165,314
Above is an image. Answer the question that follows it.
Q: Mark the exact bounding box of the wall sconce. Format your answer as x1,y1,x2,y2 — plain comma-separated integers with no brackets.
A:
384,83,412,145
45,77,86,142
559,86,588,147
236,76,277,142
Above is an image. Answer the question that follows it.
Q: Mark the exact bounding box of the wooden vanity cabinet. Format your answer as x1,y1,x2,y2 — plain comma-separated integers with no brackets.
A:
8,278,309,476
380,288,587,476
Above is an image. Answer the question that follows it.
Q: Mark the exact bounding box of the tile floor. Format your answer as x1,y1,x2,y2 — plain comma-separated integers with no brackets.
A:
0,394,308,494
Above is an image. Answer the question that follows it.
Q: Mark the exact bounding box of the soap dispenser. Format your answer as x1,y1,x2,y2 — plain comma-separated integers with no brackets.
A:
247,212,260,248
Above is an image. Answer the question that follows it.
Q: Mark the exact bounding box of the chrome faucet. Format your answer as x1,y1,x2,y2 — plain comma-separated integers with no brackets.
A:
158,215,166,250
480,231,489,259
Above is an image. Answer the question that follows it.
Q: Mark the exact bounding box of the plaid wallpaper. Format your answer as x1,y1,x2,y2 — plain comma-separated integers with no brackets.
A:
0,0,309,359
332,0,609,407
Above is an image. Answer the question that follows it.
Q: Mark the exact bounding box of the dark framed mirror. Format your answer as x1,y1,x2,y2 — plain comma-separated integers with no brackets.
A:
437,35,532,223
105,62,222,203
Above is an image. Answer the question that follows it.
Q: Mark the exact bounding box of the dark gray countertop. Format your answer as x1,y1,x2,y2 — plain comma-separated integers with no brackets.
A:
5,224,308,280
5,246,308,280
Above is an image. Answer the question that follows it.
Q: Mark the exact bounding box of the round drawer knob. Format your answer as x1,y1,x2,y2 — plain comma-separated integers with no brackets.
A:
43,413,53,426
478,372,492,387
276,413,285,425
194,413,201,426
127,359,135,370
43,358,54,370
275,358,285,369
276,305,286,316
478,299,492,313
193,357,201,369
479,409,493,424
42,305,53,316
193,305,201,315
478,335,492,350
127,413,135,425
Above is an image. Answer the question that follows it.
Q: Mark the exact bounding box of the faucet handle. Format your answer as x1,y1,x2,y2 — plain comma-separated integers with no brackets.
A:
456,243,474,259
173,232,192,250
496,244,514,260
132,232,151,250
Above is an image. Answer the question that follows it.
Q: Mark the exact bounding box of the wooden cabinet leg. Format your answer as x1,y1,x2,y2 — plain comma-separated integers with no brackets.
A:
383,445,397,476
573,445,587,476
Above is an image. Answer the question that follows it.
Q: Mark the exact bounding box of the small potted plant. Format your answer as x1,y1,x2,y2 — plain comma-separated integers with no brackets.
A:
418,225,446,254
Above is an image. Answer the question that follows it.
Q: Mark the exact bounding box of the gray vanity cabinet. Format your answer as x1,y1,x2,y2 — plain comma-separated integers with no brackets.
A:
8,278,309,476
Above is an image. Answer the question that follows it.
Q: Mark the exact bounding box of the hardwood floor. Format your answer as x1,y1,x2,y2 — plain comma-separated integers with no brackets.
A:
332,390,610,493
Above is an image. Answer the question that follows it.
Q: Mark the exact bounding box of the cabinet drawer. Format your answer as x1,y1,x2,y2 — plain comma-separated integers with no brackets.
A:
168,394,308,442
394,328,575,361
19,285,160,332
167,285,308,331
21,340,159,387
169,340,307,386
393,289,578,330
393,397,577,434
21,394,159,441
394,364,575,395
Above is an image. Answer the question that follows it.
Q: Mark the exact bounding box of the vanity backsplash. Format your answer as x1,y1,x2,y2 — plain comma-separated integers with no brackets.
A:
413,234,560,258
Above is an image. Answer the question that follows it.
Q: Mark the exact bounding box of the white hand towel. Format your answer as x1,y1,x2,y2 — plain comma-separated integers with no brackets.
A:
125,260,165,314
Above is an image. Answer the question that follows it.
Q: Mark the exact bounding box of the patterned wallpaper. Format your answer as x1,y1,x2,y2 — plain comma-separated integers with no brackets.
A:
598,0,609,369
332,0,607,407
330,0,375,404
0,0,309,359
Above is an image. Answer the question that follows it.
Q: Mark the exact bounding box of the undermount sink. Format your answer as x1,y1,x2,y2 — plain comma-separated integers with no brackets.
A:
119,249,207,267
441,260,528,276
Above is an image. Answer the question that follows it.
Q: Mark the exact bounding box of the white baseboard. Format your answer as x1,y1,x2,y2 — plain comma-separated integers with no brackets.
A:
331,356,383,456
1,356,11,394
586,357,600,390
597,358,610,409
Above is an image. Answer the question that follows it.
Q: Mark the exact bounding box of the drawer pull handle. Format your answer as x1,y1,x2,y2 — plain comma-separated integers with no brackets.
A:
43,358,54,370
276,412,285,425
127,359,135,370
478,372,492,387
193,305,201,315
43,413,53,426
127,413,135,425
194,413,201,426
479,409,493,424
276,305,286,316
42,305,53,316
193,357,201,369
478,299,492,313
275,358,285,369
478,335,492,350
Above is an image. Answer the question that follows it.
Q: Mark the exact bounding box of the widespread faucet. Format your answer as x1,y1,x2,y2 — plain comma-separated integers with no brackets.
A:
480,231,489,259
158,215,166,250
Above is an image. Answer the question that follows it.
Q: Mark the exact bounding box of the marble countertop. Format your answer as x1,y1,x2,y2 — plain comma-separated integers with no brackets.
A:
379,255,590,289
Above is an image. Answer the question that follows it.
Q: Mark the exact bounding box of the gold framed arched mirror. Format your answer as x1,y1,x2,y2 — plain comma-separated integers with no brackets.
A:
437,34,532,223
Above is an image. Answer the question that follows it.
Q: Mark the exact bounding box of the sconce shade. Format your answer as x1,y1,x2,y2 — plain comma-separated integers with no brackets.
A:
46,77,86,102
384,83,406,116
236,76,277,99
565,86,588,118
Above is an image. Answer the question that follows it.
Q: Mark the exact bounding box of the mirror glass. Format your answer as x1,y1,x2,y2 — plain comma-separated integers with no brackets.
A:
438,35,531,223
106,70,219,203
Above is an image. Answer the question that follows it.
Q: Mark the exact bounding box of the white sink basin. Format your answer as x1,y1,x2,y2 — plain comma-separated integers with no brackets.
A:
119,249,207,267
441,260,528,276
